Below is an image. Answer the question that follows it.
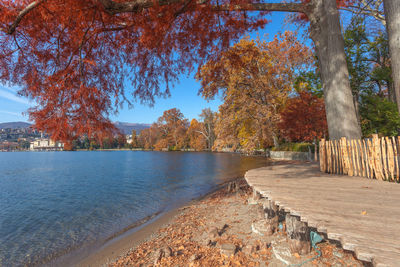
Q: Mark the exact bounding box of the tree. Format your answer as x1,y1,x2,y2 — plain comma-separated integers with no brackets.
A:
138,124,160,149
383,0,400,113
154,108,188,150
340,0,385,25
186,119,207,150
359,94,400,137
279,91,327,142
131,129,139,148
199,33,311,151
198,108,216,150
1,0,361,140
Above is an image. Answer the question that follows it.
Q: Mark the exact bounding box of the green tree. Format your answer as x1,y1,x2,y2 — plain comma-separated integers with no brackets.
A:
360,94,400,136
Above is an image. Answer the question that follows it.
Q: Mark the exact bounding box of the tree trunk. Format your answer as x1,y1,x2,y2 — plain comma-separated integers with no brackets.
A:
383,0,400,113
309,0,361,140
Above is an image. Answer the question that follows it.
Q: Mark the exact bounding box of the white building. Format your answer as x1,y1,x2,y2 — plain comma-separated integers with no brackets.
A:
30,138,64,151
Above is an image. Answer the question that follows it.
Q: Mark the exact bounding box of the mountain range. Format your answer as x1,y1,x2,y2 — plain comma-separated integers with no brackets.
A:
0,121,150,134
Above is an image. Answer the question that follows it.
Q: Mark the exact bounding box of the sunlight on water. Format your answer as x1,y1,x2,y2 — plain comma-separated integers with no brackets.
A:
0,151,267,266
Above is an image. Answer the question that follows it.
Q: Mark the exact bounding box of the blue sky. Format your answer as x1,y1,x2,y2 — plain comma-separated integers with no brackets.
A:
0,12,303,124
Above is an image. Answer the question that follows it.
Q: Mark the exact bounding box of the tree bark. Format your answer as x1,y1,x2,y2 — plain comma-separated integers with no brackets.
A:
309,0,361,140
383,0,400,114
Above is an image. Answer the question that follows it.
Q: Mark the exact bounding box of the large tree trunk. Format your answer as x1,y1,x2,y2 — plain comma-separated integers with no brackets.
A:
383,0,400,113
308,0,361,140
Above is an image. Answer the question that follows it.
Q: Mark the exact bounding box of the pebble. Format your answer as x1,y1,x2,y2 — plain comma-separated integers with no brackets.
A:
219,243,237,257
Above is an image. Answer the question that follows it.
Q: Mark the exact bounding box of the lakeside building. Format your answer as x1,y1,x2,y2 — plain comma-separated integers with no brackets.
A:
126,134,133,144
29,139,64,151
0,141,19,151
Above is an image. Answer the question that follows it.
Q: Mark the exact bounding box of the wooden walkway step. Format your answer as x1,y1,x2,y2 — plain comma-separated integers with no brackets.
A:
245,162,400,267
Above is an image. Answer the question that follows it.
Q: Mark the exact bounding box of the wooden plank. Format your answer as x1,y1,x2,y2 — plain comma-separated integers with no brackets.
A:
245,163,400,266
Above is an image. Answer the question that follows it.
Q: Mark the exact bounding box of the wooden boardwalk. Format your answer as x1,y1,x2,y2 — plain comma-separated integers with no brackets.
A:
245,163,400,267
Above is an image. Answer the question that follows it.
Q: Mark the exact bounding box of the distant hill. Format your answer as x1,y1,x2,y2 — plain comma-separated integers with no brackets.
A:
113,122,150,134
0,121,32,129
0,121,150,134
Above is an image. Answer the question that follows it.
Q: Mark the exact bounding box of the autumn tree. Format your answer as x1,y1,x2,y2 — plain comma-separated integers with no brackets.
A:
154,108,188,150
138,124,160,149
197,108,216,150
279,91,327,142
186,119,207,151
199,32,312,151
131,129,139,148
0,0,366,140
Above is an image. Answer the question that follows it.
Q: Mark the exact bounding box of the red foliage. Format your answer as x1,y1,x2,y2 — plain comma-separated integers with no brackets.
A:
278,92,327,142
0,0,267,142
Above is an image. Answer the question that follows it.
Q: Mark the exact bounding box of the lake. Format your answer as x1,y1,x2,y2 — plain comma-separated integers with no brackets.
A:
0,151,267,266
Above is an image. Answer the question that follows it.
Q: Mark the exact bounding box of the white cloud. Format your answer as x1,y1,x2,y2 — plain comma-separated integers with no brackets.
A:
0,110,22,117
0,87,31,105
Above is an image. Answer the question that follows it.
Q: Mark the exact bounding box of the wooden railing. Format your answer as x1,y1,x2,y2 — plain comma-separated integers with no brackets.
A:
319,134,400,182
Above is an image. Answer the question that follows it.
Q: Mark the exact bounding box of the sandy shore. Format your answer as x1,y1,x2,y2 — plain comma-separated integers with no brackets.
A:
76,169,364,267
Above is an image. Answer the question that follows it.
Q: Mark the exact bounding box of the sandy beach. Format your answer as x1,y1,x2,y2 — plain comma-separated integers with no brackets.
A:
76,163,364,267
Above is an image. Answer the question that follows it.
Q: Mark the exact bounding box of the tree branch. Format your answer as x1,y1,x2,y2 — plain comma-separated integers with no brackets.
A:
7,0,306,34
7,0,46,34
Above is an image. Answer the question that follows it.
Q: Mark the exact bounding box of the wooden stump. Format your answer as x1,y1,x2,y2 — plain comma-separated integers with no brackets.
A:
285,213,311,255
248,188,261,205
227,181,240,193
263,200,279,233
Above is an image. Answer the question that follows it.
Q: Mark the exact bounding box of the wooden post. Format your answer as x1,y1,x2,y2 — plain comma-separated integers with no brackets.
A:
337,138,343,174
340,138,347,175
358,139,366,177
372,134,384,180
386,137,395,181
367,138,375,179
348,139,354,177
353,139,360,176
381,137,389,180
285,214,311,255
262,200,279,235
319,139,325,172
393,137,399,182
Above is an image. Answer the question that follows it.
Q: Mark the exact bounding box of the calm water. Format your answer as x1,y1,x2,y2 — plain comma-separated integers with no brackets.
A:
0,151,267,266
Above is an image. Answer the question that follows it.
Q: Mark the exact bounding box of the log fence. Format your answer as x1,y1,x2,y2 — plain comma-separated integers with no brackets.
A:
319,134,400,182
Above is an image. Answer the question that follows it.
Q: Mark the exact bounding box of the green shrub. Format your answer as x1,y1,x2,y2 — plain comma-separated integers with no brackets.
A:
271,142,313,152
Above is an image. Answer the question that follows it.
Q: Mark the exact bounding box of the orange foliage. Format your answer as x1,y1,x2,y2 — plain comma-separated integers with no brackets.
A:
198,32,312,151
278,91,328,142
154,108,188,150
138,123,160,149
0,0,267,142
187,119,207,151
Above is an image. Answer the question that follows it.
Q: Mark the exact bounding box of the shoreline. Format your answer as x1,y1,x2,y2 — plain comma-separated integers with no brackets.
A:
50,178,242,267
